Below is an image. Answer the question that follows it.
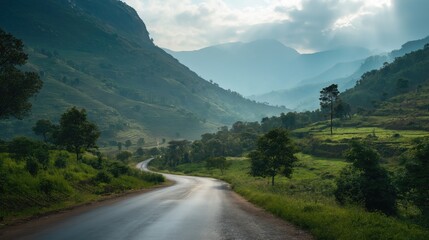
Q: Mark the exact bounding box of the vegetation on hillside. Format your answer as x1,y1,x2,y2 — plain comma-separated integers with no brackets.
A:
0,29,42,120
0,0,284,142
151,50,429,237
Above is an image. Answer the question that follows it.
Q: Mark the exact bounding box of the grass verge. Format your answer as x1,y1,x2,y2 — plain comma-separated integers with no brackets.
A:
151,154,429,240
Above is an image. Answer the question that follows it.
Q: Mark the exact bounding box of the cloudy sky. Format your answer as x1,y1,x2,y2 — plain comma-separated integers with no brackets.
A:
123,0,429,53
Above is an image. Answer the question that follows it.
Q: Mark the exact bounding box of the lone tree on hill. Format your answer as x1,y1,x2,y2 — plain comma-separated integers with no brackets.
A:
320,84,340,135
249,128,297,186
0,28,42,119
55,107,100,161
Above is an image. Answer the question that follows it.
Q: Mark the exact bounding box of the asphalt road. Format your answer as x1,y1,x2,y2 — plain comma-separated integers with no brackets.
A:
11,159,312,240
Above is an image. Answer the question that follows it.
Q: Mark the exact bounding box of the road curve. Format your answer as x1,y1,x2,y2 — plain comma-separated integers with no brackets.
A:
10,159,313,240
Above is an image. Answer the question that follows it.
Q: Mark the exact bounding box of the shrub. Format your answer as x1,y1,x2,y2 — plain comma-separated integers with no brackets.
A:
26,157,40,176
54,153,68,168
39,178,54,195
94,171,112,183
107,162,129,177
336,141,397,215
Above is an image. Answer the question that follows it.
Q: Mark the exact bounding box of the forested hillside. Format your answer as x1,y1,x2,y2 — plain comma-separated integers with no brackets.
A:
342,44,429,112
0,0,284,143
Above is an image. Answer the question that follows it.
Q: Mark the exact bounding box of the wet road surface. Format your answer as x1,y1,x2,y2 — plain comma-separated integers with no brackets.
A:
6,159,313,240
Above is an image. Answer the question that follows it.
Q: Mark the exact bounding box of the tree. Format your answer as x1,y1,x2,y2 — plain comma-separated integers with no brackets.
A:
0,29,43,119
135,147,145,156
403,138,429,217
206,157,230,175
55,107,100,161
125,139,132,149
117,142,122,151
166,140,190,167
8,137,50,168
249,128,297,186
335,141,396,215
334,100,351,119
33,119,54,142
137,137,145,146
320,84,340,135
396,78,409,94
116,151,132,162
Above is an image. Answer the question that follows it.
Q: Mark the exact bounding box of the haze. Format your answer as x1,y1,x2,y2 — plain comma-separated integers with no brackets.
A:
124,0,429,53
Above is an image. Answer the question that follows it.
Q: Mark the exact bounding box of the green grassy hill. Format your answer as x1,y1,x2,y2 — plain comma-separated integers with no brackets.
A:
0,0,284,143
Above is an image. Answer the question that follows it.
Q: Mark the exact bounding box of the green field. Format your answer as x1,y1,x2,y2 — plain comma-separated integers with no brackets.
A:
151,154,429,240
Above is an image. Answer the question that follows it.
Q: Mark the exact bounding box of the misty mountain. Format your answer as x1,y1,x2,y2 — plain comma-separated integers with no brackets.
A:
0,0,284,142
167,40,371,96
251,36,429,111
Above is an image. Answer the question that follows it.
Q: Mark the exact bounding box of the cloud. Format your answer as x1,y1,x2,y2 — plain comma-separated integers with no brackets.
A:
123,0,429,52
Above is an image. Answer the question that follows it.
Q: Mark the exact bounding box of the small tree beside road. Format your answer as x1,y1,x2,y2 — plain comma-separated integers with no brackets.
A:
55,107,100,161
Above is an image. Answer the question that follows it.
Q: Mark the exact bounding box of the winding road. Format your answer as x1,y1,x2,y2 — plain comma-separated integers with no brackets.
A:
3,159,312,240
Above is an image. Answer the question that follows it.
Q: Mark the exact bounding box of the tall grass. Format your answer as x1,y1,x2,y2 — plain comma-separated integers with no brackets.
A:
153,155,429,240
0,151,164,224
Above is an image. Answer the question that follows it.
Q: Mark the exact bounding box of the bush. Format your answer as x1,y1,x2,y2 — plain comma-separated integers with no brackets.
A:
336,141,397,215
335,165,364,205
8,137,50,168
26,157,39,176
116,151,132,162
54,153,68,168
39,178,54,195
107,162,129,177
94,171,112,183
139,171,165,183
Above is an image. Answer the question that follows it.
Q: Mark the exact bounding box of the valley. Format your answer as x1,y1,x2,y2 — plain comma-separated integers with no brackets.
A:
1,0,429,240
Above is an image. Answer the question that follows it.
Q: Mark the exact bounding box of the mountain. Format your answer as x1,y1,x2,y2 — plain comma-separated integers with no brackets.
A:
0,0,285,143
341,44,429,111
167,41,371,96
251,36,429,111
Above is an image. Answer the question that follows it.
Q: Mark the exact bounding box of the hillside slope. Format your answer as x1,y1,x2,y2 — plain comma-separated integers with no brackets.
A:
0,0,284,142
342,44,429,112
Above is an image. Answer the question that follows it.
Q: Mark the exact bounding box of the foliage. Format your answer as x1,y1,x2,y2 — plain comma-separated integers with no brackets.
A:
116,151,132,162
336,141,397,215
125,140,132,149
137,137,145,146
249,128,297,186
8,137,50,168
32,119,55,142
0,28,42,119
206,157,230,175
0,1,284,141
403,138,429,217
55,107,100,161
151,155,429,240
320,84,340,135
54,153,68,168
342,45,429,111
0,148,164,224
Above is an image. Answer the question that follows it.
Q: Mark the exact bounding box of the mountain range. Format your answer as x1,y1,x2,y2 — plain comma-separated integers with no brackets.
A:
0,0,284,143
250,36,429,110
168,35,429,111
166,40,372,96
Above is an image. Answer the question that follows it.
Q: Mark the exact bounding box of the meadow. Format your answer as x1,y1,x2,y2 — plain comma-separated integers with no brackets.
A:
151,154,429,240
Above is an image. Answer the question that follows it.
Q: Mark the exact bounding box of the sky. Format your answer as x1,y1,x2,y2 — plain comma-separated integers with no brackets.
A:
123,0,429,53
